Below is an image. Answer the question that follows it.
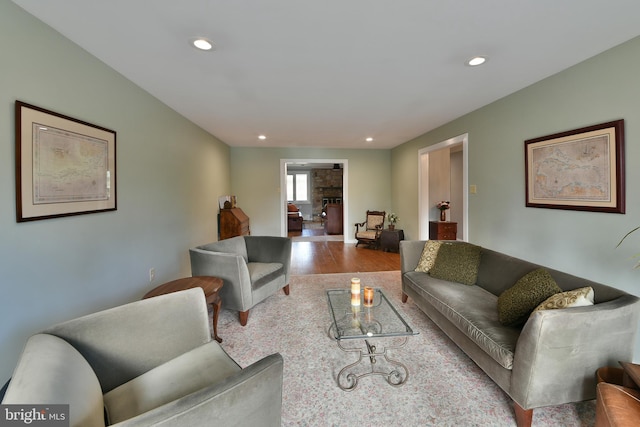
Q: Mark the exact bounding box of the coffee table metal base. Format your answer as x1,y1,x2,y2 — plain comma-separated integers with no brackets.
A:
335,336,409,391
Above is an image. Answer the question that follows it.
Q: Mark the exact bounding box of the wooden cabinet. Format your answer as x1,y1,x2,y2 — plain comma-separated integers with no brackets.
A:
324,203,343,235
380,229,404,253
219,208,250,240
429,221,457,240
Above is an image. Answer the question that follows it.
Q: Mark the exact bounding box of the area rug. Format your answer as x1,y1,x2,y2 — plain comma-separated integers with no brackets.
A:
217,271,595,426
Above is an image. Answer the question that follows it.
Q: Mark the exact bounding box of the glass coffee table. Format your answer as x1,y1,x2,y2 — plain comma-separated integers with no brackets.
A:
326,288,417,391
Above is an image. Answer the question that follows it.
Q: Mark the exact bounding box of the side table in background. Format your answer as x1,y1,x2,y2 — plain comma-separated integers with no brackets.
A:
380,229,404,252
143,276,224,343
429,221,457,240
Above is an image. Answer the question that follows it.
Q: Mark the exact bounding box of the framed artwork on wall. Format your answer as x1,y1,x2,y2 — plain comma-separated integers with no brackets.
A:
15,101,117,222
525,119,625,213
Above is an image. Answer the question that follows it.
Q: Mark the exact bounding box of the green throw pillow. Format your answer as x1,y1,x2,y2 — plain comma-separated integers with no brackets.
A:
415,240,443,273
429,242,482,286
497,268,562,326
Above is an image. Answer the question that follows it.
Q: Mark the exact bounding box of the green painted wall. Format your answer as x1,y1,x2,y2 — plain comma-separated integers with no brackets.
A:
0,2,230,380
392,36,640,359
230,147,391,238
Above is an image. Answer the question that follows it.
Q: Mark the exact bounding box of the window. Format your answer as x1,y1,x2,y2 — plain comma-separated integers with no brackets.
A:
287,171,309,203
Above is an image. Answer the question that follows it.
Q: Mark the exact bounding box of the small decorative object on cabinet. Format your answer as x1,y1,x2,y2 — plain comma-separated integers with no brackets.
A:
380,229,404,253
386,212,398,231
219,208,250,240
429,221,457,240
437,201,450,222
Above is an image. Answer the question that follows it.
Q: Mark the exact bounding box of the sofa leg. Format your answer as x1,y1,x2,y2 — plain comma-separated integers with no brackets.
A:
401,292,408,303
283,284,290,295
513,403,533,427
239,310,249,326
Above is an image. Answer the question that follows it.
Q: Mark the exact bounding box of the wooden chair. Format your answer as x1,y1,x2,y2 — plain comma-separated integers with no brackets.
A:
355,210,386,248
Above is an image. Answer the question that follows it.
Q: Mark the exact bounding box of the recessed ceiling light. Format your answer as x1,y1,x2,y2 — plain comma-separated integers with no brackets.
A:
191,37,215,51
466,56,487,67
258,135,267,140
365,137,374,142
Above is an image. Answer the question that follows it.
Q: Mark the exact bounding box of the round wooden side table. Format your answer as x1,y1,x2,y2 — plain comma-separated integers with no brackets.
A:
143,276,224,343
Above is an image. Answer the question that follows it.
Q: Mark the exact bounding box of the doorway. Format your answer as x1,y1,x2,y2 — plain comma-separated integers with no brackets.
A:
280,159,349,241
418,134,468,241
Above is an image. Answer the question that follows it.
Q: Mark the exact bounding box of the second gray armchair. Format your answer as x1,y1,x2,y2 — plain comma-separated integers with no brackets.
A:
190,236,292,326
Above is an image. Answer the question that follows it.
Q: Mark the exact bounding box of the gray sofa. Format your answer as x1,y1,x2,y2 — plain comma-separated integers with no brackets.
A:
400,240,640,427
190,235,292,326
1,288,283,426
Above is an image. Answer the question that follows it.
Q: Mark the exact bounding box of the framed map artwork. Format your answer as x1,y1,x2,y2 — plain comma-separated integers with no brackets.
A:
525,120,624,213
15,101,117,222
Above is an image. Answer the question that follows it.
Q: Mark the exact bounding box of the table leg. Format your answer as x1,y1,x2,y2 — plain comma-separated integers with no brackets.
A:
211,295,222,343
334,336,409,391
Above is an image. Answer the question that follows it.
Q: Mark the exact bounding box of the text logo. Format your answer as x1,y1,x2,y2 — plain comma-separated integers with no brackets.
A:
0,405,69,426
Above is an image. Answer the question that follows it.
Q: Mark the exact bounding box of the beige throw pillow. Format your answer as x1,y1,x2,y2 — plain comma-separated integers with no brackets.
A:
414,240,443,273
533,286,594,312
497,268,562,326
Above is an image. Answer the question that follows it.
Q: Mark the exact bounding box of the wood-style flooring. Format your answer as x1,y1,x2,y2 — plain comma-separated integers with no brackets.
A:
288,228,400,275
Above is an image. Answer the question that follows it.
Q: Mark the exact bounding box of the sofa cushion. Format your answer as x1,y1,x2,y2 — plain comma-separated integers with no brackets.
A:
429,242,482,285
497,268,562,326
103,342,240,424
248,262,284,288
414,240,442,273
404,272,520,369
2,334,105,427
533,286,594,312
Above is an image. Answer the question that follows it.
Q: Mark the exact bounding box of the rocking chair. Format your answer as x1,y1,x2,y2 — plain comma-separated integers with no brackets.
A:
355,210,386,248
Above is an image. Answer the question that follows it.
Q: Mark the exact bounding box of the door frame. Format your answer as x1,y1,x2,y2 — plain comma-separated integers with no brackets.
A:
280,158,349,240
418,133,469,241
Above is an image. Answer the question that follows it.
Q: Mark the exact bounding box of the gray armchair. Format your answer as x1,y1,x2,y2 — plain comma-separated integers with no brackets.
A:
190,236,292,326
2,288,283,426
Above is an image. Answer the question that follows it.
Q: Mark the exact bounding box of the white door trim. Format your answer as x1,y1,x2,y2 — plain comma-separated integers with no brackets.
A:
418,133,469,241
280,159,349,241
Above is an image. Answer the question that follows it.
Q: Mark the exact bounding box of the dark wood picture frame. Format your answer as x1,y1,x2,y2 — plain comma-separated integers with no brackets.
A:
15,101,117,222
525,119,624,213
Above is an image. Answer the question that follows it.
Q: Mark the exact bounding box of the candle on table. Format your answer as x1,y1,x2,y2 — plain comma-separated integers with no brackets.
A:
363,287,374,307
351,278,361,307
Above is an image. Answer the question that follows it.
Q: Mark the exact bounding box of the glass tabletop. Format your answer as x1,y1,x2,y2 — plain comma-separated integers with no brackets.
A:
326,288,417,340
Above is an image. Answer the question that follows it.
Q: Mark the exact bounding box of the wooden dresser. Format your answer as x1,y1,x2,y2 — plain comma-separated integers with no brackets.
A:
219,208,250,240
324,203,343,235
429,221,457,240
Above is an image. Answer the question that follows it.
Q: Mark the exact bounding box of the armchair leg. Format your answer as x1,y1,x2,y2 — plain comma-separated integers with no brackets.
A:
513,403,533,427
283,284,290,295
239,310,249,326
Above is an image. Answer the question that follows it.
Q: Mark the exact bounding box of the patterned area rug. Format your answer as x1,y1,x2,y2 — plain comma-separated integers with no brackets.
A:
217,271,595,426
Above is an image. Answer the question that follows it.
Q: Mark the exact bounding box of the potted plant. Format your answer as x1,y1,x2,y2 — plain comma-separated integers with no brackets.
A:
386,212,398,230
437,201,450,222
617,226,640,269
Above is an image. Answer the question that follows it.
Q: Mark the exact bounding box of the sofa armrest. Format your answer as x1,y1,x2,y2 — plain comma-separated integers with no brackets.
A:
510,295,640,409
112,353,284,427
190,248,253,312
399,240,428,275
43,288,211,393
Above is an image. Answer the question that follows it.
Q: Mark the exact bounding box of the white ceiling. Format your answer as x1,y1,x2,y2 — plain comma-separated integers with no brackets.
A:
13,0,640,149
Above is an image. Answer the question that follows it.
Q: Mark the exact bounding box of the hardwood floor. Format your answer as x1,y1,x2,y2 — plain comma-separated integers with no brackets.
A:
288,228,401,275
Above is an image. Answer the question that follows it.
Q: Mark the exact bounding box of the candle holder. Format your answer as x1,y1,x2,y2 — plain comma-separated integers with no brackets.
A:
351,278,361,307
363,287,374,307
